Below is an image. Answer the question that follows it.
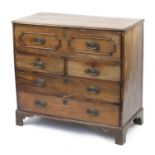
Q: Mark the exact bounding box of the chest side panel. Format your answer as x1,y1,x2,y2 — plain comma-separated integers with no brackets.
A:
121,23,143,125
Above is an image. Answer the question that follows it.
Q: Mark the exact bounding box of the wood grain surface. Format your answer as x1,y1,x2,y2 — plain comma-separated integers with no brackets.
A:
68,60,120,81
17,72,120,103
121,23,143,125
18,91,120,126
16,54,64,74
13,12,143,31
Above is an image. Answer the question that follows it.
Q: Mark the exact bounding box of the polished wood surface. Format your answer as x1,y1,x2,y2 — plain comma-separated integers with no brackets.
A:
67,29,121,59
121,23,143,125
16,54,64,74
13,13,144,145
18,91,120,126
13,13,143,31
14,24,121,60
14,24,63,54
68,60,120,81
17,72,120,103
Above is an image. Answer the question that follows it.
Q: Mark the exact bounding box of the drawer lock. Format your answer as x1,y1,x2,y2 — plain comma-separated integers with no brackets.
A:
63,99,68,105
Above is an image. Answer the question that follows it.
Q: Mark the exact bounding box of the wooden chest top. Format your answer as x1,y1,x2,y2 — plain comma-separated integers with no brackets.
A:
13,12,143,31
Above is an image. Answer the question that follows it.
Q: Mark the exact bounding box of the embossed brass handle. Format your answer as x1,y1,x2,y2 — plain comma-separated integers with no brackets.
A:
85,67,100,76
86,42,99,50
87,86,101,94
35,100,46,108
86,109,99,116
33,37,45,45
34,60,45,69
33,78,45,87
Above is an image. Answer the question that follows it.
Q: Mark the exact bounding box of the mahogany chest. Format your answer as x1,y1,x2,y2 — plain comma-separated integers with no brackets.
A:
13,13,144,145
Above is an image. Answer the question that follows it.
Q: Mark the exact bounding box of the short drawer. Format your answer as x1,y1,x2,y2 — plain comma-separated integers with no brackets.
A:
15,54,64,74
16,72,120,103
67,29,121,59
18,91,120,126
68,60,120,81
14,24,63,54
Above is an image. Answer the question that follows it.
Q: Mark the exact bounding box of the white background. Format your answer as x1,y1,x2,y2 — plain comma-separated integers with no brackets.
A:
0,0,154,154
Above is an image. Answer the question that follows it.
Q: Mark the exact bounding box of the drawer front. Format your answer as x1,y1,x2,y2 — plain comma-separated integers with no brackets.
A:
67,29,121,59
18,91,120,126
68,60,120,81
16,72,120,103
14,24,121,60
15,54,64,74
14,24,63,54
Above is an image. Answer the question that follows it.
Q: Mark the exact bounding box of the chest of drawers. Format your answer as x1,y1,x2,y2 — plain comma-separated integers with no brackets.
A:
13,13,144,145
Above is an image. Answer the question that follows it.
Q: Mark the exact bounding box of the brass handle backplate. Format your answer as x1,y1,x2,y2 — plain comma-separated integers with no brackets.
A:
86,109,99,116
33,78,45,87
35,100,46,108
34,60,45,69
33,37,45,45
87,86,101,94
86,42,99,50
85,67,100,76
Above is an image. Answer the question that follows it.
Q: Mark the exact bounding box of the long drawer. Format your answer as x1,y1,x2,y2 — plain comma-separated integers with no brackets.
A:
18,91,120,126
16,72,120,103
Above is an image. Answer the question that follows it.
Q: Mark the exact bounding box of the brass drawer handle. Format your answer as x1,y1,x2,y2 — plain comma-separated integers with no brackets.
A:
35,100,46,108
86,109,99,116
33,78,45,87
33,37,45,45
86,42,99,50
34,60,45,69
85,67,100,76
87,86,101,94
